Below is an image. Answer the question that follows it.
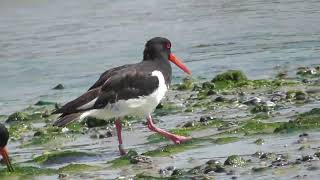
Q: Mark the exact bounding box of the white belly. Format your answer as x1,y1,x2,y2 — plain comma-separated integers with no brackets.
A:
80,70,168,120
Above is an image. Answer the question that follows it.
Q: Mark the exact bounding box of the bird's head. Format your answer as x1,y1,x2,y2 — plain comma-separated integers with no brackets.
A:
143,37,191,75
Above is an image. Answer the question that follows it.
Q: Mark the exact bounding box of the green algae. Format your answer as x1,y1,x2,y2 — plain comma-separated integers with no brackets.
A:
213,136,241,145
32,150,96,165
130,173,167,180
176,77,195,90
224,155,247,167
231,119,281,135
0,166,56,177
108,150,138,168
143,138,206,157
6,112,31,123
274,108,320,133
58,163,97,173
286,90,308,101
212,70,248,83
9,123,33,141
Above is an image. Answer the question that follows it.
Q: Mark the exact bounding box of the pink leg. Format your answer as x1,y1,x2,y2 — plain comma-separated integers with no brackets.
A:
115,118,126,156
146,115,191,144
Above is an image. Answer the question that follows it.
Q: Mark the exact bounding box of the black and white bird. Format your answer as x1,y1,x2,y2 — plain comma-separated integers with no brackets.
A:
0,123,14,172
53,37,192,155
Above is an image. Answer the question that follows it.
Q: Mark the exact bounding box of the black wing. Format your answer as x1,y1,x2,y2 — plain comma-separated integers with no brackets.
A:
88,64,132,91
54,67,159,115
93,70,159,108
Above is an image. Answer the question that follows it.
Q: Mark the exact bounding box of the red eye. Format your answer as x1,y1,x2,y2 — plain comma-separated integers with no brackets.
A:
166,42,171,49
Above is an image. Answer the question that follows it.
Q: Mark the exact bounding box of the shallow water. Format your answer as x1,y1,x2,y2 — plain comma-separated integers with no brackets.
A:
1,0,320,114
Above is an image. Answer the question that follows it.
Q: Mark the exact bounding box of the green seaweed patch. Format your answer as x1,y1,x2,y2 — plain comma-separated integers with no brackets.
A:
107,150,138,168
143,138,207,157
224,155,247,167
130,173,167,180
212,70,248,83
22,126,62,147
0,166,56,177
58,163,98,173
213,136,241,145
286,90,308,101
274,108,320,133
227,119,282,135
147,119,226,144
32,150,96,165
9,123,33,141
6,112,31,123
176,77,195,90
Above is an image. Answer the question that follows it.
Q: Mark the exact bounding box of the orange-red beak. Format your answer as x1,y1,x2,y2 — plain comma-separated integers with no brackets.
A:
169,53,191,75
0,147,14,172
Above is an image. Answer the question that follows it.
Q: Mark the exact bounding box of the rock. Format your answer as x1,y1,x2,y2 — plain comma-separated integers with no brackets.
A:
34,131,43,137
286,90,308,101
207,90,217,96
58,173,68,179
252,167,269,173
262,101,276,107
215,96,226,102
202,82,215,89
299,133,308,137
224,155,246,167
183,121,195,128
200,116,207,123
314,151,320,158
53,84,64,90
34,100,57,106
271,92,286,102
130,155,152,164
243,97,261,105
171,169,185,176
301,155,314,162
6,112,30,123
98,134,105,139
271,155,289,167
85,117,108,128
106,131,113,137
156,103,163,109
61,127,69,133
254,138,265,145
206,159,221,165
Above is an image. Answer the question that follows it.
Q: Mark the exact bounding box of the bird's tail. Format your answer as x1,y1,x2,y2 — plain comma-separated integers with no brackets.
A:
53,113,82,127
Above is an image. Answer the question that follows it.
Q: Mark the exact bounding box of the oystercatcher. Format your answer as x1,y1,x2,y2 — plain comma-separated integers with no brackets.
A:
0,123,14,172
53,37,192,155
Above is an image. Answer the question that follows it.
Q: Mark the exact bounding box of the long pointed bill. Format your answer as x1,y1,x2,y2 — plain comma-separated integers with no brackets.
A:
169,53,191,75
0,147,14,172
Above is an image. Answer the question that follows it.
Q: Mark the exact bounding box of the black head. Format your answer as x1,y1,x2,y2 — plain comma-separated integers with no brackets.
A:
0,123,14,172
143,37,191,74
0,124,9,148
143,37,172,60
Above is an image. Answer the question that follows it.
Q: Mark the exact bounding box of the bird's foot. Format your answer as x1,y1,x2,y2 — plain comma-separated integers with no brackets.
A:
170,135,192,144
118,144,127,156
